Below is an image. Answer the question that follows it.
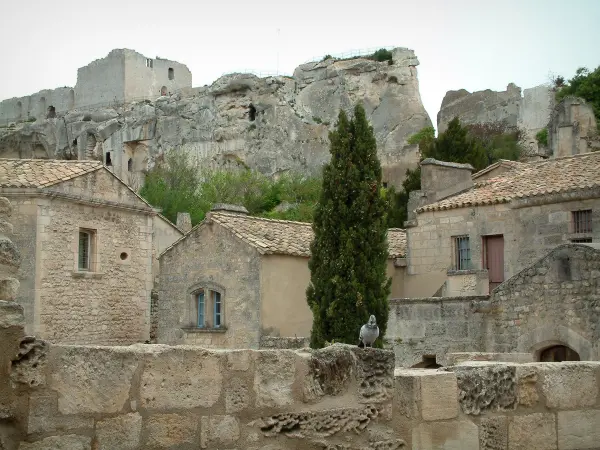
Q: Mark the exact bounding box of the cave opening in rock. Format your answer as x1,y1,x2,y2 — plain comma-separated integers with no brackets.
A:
249,104,256,122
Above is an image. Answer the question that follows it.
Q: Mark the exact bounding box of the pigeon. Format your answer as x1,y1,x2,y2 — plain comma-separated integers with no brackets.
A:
358,315,379,348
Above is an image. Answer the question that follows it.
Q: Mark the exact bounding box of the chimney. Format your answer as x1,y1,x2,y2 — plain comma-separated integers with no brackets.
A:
210,204,249,215
176,212,192,233
420,158,474,204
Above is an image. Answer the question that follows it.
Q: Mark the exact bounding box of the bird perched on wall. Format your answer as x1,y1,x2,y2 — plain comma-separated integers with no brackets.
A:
358,315,379,348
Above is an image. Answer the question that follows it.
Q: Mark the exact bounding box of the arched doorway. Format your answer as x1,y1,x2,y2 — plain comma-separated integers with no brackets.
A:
539,345,580,362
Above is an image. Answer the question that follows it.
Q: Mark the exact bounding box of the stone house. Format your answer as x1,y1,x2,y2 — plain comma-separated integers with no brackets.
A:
157,205,407,348
404,152,600,298
0,159,181,344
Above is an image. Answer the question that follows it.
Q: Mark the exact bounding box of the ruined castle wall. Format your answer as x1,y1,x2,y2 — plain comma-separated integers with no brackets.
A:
0,87,74,124
487,243,600,361
386,297,486,368
74,50,126,108
123,50,192,100
158,221,262,348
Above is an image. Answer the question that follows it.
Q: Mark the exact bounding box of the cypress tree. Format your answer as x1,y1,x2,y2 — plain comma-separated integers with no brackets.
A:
307,104,391,348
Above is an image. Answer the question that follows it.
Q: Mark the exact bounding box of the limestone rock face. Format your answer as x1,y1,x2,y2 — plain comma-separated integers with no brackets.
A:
0,48,431,189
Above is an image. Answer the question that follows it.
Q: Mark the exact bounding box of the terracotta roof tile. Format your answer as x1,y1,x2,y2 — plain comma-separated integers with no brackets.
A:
204,212,407,258
418,153,600,213
0,159,103,188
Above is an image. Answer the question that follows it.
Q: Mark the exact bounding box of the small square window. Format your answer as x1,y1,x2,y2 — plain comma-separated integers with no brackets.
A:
78,229,96,271
572,210,592,234
452,235,471,271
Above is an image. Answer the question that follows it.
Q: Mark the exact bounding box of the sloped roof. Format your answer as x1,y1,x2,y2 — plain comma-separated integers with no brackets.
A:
0,159,103,188
162,211,407,259
418,152,600,213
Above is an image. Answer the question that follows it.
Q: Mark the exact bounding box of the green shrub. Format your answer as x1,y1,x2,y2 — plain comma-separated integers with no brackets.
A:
370,48,393,64
313,116,323,124
536,128,548,147
321,54,333,62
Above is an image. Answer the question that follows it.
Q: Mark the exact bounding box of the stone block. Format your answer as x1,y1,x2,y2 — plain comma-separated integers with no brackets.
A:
0,237,20,268
254,350,296,408
508,413,556,450
145,413,198,447
0,277,19,301
200,415,240,449
96,413,142,450
225,377,251,413
516,365,539,407
394,369,458,421
49,346,139,415
140,347,223,410
412,420,479,450
18,434,92,450
539,363,598,409
452,363,517,415
557,409,600,450
226,350,252,371
480,416,508,450
27,394,93,435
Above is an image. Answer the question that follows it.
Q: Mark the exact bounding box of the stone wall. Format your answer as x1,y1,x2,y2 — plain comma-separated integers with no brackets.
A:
0,87,74,124
487,243,600,361
386,297,486,368
395,361,600,450
549,97,599,157
158,221,263,348
5,337,398,450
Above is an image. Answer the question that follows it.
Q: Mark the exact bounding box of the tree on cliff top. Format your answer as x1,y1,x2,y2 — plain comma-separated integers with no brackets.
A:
556,66,600,122
307,104,391,348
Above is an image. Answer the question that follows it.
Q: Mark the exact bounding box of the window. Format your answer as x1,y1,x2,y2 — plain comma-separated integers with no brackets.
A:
105,152,112,166
572,210,592,234
195,289,223,329
78,229,95,271
127,158,133,172
146,58,153,68
248,104,256,122
168,67,174,80
453,235,471,270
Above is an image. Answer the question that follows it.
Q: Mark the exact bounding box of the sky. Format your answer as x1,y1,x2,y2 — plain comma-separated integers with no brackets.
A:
1,0,599,127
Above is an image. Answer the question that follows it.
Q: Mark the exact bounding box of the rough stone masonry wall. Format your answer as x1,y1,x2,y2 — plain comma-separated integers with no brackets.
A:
395,361,600,450
3,337,399,450
487,243,600,361
386,297,486,368
158,222,262,348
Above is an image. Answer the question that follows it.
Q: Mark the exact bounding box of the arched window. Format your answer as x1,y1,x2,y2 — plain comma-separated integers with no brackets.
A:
187,283,225,329
168,68,174,80
127,158,133,172
539,345,580,362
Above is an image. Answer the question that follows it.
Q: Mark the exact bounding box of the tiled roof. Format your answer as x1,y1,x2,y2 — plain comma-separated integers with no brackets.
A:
417,152,600,213
164,211,407,259
0,159,103,188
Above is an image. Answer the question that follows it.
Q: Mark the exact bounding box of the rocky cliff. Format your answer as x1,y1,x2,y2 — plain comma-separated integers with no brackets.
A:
0,48,431,189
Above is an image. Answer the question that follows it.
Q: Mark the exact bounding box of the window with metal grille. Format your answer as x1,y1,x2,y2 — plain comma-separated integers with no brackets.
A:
78,230,93,271
195,289,223,329
572,210,592,234
453,235,471,270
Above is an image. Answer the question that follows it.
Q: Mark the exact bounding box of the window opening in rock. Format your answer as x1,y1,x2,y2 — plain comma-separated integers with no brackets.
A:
105,152,112,166
539,345,580,362
146,58,153,68
168,67,174,80
249,104,256,122
382,182,388,189
127,158,133,172
46,105,56,119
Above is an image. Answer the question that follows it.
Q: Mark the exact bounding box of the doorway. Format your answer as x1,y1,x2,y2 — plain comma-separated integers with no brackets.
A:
483,235,504,292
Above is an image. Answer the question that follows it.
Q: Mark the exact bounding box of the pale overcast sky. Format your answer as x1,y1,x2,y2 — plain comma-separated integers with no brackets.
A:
1,0,598,126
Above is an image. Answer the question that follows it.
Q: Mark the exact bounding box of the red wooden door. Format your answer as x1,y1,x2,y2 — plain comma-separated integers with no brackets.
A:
485,235,504,291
